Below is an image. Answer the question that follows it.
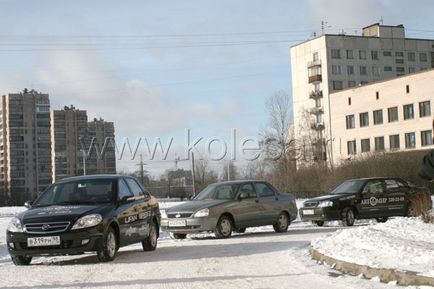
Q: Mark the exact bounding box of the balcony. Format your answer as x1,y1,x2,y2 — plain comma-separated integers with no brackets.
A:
309,107,324,115
308,74,322,83
309,90,323,99
307,59,321,68
310,121,325,131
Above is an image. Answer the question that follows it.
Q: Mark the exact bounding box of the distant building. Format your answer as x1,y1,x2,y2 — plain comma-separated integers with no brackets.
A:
290,23,434,165
86,118,116,175
50,106,88,181
0,89,52,205
329,69,434,165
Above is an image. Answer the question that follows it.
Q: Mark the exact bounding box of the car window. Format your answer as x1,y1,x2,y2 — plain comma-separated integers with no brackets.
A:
125,178,143,197
239,183,257,198
255,183,275,197
118,179,133,199
362,180,384,194
385,179,399,190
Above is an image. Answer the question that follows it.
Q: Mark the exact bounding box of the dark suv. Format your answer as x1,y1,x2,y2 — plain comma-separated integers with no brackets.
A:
299,177,432,226
6,175,161,265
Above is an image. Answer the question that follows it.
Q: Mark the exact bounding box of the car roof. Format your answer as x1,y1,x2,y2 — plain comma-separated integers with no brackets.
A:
209,180,268,185
55,174,130,184
345,177,404,182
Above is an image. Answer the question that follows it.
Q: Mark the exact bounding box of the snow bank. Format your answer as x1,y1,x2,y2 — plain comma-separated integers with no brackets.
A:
0,206,26,217
312,217,434,278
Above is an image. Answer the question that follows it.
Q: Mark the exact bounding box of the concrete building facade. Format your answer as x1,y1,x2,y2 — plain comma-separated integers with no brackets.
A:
86,118,116,175
51,106,88,181
0,90,52,205
329,69,434,165
290,23,434,165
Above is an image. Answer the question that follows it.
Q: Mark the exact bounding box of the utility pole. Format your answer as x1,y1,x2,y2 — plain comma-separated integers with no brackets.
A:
227,160,231,181
191,152,196,196
137,154,145,185
81,149,86,176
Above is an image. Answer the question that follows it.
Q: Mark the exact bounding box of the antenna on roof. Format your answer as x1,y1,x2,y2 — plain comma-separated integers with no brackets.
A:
380,17,384,25
321,20,331,35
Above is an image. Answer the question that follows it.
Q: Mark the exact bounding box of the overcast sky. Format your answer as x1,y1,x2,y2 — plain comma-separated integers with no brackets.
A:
1,0,434,176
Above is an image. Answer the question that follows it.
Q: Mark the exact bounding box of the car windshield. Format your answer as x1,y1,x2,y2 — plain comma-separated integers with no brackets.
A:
32,179,116,207
330,180,365,195
194,184,238,200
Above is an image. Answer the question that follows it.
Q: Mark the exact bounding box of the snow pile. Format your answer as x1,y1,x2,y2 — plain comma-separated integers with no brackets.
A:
0,206,26,217
312,217,434,277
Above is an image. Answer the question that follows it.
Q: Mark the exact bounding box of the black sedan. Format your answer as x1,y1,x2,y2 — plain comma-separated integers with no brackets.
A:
299,177,432,226
6,175,161,265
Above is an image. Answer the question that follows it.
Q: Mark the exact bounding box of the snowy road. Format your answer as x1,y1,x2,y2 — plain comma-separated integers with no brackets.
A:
0,215,407,289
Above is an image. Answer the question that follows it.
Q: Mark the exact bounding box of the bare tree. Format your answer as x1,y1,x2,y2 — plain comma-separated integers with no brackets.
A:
221,160,238,181
194,158,218,192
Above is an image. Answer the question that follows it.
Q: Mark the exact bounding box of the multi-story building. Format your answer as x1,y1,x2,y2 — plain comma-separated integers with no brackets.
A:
0,89,52,205
86,118,116,175
290,23,434,165
329,69,434,165
50,105,88,181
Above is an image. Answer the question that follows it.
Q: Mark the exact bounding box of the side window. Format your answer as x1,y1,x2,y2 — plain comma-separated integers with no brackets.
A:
385,179,399,190
362,181,384,195
255,183,275,198
125,178,143,197
239,183,257,198
118,179,133,199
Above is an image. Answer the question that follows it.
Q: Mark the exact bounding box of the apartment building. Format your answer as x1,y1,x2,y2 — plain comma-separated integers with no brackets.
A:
329,69,434,165
50,106,88,181
0,90,52,205
86,118,116,175
290,23,434,164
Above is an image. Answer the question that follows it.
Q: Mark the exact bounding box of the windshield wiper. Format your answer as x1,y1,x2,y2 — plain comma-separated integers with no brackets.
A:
55,201,98,205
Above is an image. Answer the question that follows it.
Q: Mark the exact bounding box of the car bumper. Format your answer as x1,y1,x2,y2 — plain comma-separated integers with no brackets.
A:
160,217,218,234
7,225,104,257
299,207,341,222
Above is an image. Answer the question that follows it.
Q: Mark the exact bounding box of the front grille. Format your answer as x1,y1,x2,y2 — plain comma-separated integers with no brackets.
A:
304,202,318,208
167,213,192,218
25,221,71,234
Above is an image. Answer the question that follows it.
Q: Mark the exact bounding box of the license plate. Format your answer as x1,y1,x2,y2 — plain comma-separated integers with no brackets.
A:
27,236,61,247
303,209,315,215
168,220,187,227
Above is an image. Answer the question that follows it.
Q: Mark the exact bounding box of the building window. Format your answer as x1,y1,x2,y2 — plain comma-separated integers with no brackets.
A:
384,66,393,72
359,112,369,127
421,130,433,146
346,115,355,129
395,51,404,57
419,101,431,117
332,65,342,75
408,67,416,74
405,132,416,148
388,107,398,122
332,80,343,90
375,136,385,152
396,59,404,64
371,50,379,60
396,67,405,73
348,81,356,88
313,52,319,61
331,49,341,59
372,66,380,77
361,138,370,153
360,66,367,75
359,50,366,60
346,50,353,59
389,134,400,150
420,52,428,62
373,109,383,125
403,104,414,120
406,85,410,93
376,91,380,100
383,51,392,56
347,65,354,75
408,52,416,62
347,140,356,155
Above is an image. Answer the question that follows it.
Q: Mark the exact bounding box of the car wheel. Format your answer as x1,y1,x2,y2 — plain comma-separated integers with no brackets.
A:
215,215,233,238
171,233,187,240
97,226,118,262
341,207,355,226
142,221,158,251
273,212,289,233
313,220,324,227
11,255,32,266
235,228,246,233
375,217,388,223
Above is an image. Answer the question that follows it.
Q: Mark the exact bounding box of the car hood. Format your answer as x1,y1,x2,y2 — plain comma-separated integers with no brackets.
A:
166,199,231,213
305,193,356,203
20,204,109,223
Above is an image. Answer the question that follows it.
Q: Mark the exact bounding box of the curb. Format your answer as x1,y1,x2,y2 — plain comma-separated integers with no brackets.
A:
310,248,434,286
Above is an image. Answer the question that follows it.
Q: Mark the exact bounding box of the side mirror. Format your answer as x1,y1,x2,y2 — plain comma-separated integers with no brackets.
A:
238,192,248,201
118,196,133,204
24,200,33,209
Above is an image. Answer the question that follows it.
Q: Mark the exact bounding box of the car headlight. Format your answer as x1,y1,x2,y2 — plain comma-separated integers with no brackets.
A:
72,214,102,230
317,201,333,208
193,208,209,218
7,217,24,233
161,210,168,219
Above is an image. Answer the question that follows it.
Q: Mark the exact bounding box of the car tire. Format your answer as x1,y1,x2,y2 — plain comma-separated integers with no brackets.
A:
215,215,233,238
235,228,246,233
341,207,355,226
97,226,118,262
142,221,158,251
172,233,187,240
11,255,32,266
273,212,289,233
313,220,324,227
375,217,388,223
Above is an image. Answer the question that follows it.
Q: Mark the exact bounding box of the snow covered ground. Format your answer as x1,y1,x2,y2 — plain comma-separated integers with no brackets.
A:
0,199,432,289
